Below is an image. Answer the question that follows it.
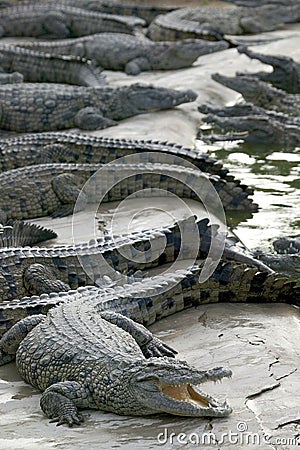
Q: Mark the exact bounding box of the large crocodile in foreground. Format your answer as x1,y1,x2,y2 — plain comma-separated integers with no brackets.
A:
0,44,106,86
212,73,300,116
0,160,257,226
237,46,300,94
0,268,237,423
0,82,197,132
16,32,229,75
0,3,146,38
146,4,300,41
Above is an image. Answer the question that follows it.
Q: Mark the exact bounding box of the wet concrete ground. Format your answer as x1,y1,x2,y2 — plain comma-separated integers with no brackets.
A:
0,19,299,450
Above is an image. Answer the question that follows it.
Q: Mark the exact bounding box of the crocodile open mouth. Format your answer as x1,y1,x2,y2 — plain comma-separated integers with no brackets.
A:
160,381,210,407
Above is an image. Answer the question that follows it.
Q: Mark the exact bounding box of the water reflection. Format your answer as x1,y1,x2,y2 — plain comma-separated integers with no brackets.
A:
196,139,300,253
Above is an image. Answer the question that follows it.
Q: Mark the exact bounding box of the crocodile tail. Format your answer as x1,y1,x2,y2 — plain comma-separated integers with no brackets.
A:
205,261,300,306
0,221,57,247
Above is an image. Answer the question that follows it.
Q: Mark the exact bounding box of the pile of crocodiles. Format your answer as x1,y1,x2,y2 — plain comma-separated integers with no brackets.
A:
0,0,299,428
198,46,300,148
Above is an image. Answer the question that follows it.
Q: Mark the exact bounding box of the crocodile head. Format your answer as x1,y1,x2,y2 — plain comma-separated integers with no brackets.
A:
115,83,197,119
204,114,280,144
237,46,300,93
211,73,284,103
109,357,232,417
152,40,229,70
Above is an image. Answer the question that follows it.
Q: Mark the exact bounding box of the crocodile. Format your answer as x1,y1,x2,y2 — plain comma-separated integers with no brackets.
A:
198,103,300,126
0,215,277,303
237,46,300,94
198,111,300,148
225,0,299,7
0,0,175,24
211,73,300,116
0,266,239,423
0,248,299,423
0,3,146,38
0,44,106,86
16,32,229,75
0,159,257,226
0,82,197,132
0,132,236,179
253,252,300,278
0,221,57,247
146,4,300,41
252,235,300,277
273,236,300,254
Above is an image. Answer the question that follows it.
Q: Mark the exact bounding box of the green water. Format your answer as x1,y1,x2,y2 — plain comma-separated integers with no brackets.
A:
196,139,300,255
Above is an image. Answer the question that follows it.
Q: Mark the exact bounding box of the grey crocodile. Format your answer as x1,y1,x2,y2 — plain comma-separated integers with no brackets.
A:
198,103,300,126
252,235,300,277
0,3,145,38
0,214,278,303
0,159,257,227
0,0,175,24
237,46,300,94
273,236,300,254
197,102,300,147
0,132,234,180
211,73,300,116
253,251,300,278
0,221,57,247
0,44,106,86
146,4,300,41
0,266,238,422
226,0,299,7
0,82,197,132
16,32,229,75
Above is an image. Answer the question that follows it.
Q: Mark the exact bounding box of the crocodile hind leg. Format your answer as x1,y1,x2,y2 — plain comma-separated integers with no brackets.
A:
100,311,177,358
51,173,87,218
0,315,45,365
40,381,87,426
23,263,70,296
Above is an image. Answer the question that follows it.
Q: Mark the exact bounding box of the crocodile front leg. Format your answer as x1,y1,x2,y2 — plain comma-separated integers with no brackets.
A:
51,173,87,218
40,381,86,426
75,107,117,130
101,311,177,358
125,57,151,75
0,314,45,365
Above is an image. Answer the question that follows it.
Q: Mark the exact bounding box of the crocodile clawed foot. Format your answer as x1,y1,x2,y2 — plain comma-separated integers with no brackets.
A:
142,337,178,358
50,412,84,427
